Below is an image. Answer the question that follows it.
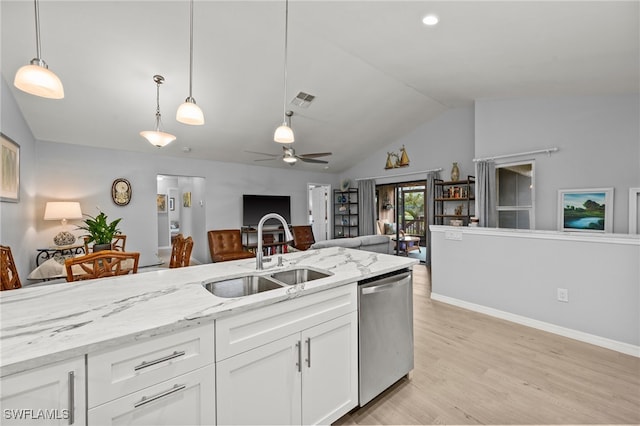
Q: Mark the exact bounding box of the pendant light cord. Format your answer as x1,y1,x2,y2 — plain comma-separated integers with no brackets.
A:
188,0,194,98
155,80,162,131
33,0,42,59
282,0,289,121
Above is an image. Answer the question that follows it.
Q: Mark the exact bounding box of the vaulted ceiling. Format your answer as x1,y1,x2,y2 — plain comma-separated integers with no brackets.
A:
2,1,638,172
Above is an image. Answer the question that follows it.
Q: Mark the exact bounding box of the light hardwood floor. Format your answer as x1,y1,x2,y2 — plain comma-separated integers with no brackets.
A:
335,264,640,425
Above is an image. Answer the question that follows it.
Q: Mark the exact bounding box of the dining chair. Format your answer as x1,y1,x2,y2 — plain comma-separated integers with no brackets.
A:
83,235,127,253
64,250,140,282
208,229,255,262
0,245,22,291
291,225,315,251
170,234,194,268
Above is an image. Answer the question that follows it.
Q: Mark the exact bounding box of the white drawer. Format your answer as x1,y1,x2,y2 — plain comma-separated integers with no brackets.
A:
216,283,357,361
88,323,214,408
88,364,215,426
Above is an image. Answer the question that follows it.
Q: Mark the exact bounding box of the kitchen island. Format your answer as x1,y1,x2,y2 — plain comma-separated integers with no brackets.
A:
1,247,417,425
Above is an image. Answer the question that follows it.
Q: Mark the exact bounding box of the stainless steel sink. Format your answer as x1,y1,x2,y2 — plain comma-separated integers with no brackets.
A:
203,275,284,298
269,268,332,286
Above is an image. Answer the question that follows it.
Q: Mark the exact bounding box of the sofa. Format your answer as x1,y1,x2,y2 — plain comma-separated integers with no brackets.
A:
309,235,393,254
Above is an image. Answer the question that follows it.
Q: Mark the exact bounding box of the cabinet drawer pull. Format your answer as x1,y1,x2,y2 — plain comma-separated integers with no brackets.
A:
296,341,301,372
305,338,311,368
134,384,186,408
134,350,186,371
68,371,75,425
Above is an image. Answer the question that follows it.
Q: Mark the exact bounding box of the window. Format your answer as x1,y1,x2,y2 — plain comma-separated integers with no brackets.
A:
496,161,534,229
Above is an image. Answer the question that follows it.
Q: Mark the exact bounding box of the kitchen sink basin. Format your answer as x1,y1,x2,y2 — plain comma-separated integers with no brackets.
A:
203,275,284,298
269,268,332,286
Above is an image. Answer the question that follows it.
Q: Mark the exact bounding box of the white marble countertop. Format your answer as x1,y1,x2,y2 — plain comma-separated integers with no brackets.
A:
1,247,417,376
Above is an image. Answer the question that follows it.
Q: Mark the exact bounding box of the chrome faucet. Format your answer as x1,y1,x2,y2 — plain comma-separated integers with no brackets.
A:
256,213,294,270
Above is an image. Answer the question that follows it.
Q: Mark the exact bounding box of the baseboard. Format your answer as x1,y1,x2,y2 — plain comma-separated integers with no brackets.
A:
430,292,640,358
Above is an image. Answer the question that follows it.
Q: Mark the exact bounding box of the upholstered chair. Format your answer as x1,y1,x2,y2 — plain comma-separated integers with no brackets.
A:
208,230,255,262
292,225,315,251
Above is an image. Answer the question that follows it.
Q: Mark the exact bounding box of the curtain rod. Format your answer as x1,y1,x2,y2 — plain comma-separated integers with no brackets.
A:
473,147,559,162
355,168,443,181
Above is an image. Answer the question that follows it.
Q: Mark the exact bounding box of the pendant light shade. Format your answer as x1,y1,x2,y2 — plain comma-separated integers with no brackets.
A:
140,75,176,148
176,0,204,125
14,0,64,99
274,0,294,143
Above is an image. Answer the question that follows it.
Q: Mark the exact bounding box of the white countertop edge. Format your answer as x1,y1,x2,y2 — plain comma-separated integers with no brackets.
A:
430,225,640,246
1,247,417,376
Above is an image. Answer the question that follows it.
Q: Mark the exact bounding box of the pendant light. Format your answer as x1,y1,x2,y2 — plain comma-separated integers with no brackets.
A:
274,0,294,143
140,75,176,148
14,0,64,99
176,0,204,125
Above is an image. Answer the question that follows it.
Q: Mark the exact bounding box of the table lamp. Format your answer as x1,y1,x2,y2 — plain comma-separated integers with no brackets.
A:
44,201,83,246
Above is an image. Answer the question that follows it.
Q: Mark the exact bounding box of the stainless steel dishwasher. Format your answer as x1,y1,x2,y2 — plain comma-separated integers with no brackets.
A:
358,268,414,406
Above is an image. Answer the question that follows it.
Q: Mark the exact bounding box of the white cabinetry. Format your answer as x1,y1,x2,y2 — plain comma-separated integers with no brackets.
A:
216,284,358,425
87,323,215,425
0,357,86,425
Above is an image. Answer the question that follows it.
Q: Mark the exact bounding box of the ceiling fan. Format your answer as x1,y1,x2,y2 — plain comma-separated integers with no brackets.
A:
246,145,332,165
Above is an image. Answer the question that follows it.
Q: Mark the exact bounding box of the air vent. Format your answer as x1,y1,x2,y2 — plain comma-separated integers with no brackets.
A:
290,92,315,108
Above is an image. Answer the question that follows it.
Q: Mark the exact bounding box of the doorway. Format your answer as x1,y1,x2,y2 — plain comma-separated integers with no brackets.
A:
308,184,331,242
156,174,206,265
376,181,426,262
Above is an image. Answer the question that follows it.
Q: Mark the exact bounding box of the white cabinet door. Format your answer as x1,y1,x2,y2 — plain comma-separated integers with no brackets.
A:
88,364,215,426
1,357,86,425
216,334,301,426
301,311,358,426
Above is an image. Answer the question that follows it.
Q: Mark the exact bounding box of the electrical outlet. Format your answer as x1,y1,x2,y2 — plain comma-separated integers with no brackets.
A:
557,288,569,303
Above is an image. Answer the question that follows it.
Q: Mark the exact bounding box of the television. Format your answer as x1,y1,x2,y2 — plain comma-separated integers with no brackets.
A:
243,194,291,227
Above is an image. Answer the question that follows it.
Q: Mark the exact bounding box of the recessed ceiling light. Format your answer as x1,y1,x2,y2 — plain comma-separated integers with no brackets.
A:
422,14,439,26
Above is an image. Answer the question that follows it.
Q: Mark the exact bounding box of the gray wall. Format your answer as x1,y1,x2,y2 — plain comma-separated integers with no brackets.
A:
475,94,640,233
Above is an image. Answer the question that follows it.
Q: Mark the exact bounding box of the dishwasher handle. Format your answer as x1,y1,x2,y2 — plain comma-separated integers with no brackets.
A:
360,271,411,295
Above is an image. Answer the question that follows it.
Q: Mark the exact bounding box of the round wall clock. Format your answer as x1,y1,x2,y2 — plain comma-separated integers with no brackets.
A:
111,178,132,206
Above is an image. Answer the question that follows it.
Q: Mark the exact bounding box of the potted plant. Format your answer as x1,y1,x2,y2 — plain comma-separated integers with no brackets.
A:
78,210,122,252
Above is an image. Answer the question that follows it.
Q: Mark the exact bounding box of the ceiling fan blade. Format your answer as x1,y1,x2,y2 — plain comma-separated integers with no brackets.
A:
299,157,329,164
244,150,279,157
254,157,277,162
298,152,332,158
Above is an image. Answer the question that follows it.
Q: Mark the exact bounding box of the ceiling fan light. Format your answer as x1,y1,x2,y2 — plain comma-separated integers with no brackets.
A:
176,98,204,125
14,61,64,99
274,124,295,143
140,130,176,148
283,155,297,163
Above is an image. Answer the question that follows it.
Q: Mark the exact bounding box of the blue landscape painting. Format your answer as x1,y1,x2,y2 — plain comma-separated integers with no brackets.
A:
563,192,606,231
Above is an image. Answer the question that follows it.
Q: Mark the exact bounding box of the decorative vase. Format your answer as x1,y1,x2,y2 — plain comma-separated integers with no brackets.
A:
93,243,112,252
53,231,76,246
450,162,460,181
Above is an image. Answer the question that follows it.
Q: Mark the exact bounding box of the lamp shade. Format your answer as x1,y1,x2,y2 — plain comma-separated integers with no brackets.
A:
140,130,177,148
176,99,205,125
14,62,64,99
44,202,82,221
274,124,294,143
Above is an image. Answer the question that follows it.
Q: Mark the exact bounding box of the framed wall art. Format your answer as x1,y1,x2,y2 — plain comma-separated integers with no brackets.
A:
558,188,613,233
629,187,640,234
169,197,175,211
183,192,191,208
1,133,20,202
157,194,167,213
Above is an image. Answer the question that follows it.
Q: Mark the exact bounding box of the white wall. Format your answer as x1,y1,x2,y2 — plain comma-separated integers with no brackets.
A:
475,94,640,233
431,226,640,355
33,141,337,270
341,106,475,184
0,77,37,282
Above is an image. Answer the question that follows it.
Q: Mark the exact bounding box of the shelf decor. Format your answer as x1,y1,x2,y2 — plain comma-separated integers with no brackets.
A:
558,188,613,233
384,145,410,170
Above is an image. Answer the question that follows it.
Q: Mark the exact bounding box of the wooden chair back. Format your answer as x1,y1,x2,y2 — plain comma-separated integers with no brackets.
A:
292,225,316,251
208,229,255,262
83,235,127,253
0,245,22,291
64,250,140,282
170,234,194,268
